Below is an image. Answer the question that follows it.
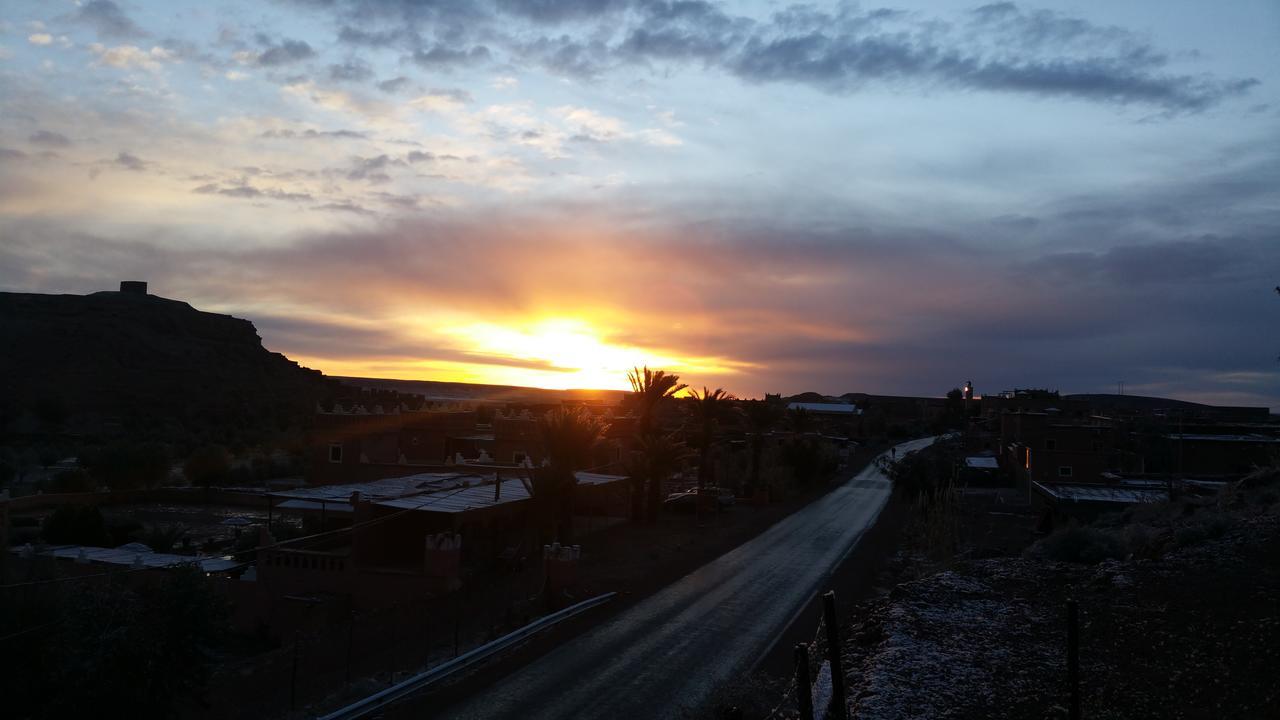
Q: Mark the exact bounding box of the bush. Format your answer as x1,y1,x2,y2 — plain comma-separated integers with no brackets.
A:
81,442,170,490
139,523,189,553
184,445,231,489
42,504,110,546
7,564,230,718
1026,526,1126,564
1173,512,1232,548
50,468,95,493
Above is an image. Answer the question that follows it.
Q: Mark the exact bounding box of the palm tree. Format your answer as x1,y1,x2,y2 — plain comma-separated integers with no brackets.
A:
626,366,686,521
627,366,687,436
628,432,692,524
528,406,606,544
687,387,734,491
742,398,783,495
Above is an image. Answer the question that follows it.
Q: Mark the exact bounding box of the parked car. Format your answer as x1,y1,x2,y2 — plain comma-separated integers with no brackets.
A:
663,487,736,513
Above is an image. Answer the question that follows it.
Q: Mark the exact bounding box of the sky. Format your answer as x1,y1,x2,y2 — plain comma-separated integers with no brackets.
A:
0,1,1277,408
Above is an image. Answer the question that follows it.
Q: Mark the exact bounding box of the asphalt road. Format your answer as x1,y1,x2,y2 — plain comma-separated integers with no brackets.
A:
433,436,936,720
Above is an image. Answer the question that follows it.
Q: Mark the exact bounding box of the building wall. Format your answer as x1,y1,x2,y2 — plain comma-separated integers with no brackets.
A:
307,408,479,485
492,413,543,465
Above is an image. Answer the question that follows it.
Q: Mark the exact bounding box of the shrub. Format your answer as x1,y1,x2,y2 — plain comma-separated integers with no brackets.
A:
42,504,110,546
1173,512,1232,548
184,445,231,489
1026,526,1126,564
50,468,95,493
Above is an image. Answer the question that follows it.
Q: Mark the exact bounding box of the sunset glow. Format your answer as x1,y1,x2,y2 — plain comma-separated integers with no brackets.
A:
0,1,1275,407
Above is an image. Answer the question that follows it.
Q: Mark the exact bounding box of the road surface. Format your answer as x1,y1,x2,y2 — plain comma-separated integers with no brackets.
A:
432,436,935,720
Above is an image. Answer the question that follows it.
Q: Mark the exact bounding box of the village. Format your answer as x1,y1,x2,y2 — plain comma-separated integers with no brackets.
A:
3,346,1275,718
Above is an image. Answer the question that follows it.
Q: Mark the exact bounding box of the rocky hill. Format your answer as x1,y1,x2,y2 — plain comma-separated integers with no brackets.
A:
0,285,331,441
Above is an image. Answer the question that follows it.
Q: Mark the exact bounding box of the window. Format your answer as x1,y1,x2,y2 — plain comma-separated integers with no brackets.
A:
1058,466,1073,478
1045,438,1056,450
328,444,343,463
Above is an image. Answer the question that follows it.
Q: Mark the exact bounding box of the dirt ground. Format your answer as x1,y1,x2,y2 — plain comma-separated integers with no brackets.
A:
829,479,1280,720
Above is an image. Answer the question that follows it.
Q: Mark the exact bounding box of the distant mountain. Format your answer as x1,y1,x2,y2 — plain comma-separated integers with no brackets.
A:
335,376,627,406
1064,394,1213,411
784,391,831,404
1063,393,1270,419
0,286,331,440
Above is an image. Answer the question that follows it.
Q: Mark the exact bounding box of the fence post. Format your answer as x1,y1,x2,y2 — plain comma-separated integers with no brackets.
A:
454,592,462,658
794,643,814,720
1067,599,1080,720
290,630,301,713
425,603,433,667
823,591,848,720
345,612,355,685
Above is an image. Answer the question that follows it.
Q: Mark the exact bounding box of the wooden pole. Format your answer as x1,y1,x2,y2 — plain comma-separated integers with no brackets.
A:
823,591,848,720
290,630,301,712
794,643,814,720
1067,599,1081,720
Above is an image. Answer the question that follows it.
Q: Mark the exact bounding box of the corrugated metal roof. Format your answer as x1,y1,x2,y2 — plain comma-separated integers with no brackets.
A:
375,471,629,514
378,479,533,514
1033,481,1166,504
272,470,629,516
965,457,999,469
277,499,354,513
1161,433,1280,443
268,472,486,503
574,471,629,486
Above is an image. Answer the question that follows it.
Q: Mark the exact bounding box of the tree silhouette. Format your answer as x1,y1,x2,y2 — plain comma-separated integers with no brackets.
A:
628,431,692,524
742,398,784,495
686,387,735,491
626,366,686,521
786,406,813,433
626,366,687,436
529,406,605,543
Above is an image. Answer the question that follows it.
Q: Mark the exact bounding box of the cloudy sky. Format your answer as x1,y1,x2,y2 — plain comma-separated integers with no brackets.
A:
1,1,1277,407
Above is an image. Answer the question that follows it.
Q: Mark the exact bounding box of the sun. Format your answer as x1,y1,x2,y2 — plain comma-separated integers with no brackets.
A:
443,318,686,390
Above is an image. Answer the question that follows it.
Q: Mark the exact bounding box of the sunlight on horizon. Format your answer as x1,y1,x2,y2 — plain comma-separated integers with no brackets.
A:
291,317,752,392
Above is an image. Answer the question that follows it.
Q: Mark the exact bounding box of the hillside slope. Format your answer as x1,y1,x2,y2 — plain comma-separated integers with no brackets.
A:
0,289,328,440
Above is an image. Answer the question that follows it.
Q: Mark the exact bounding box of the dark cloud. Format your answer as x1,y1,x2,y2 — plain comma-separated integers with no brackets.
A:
406,151,434,163
1028,238,1242,285
261,128,368,140
337,26,415,48
371,191,421,209
518,37,609,78
69,0,148,40
307,0,1253,112
114,151,146,171
29,131,72,148
192,183,313,201
328,59,373,81
0,148,27,160
257,38,316,66
409,44,492,69
719,9,1256,112
377,76,410,93
425,87,473,103
494,0,630,24
314,202,374,215
344,154,404,182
